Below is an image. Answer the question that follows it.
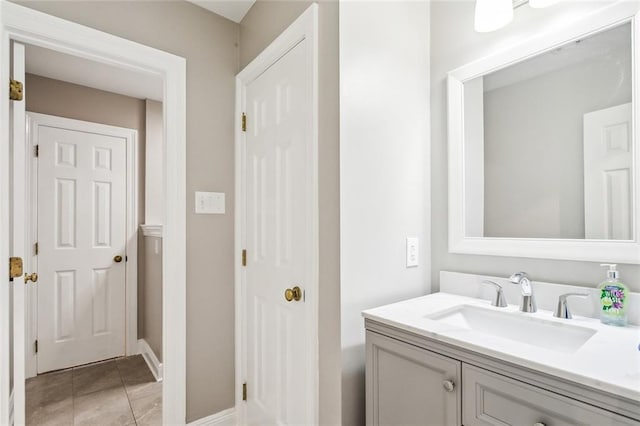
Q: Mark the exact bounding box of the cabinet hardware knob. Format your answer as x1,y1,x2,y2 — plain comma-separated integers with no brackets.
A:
24,272,38,284
442,380,455,392
114,255,123,263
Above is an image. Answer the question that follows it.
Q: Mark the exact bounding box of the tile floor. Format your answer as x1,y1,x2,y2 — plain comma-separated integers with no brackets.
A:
26,355,162,426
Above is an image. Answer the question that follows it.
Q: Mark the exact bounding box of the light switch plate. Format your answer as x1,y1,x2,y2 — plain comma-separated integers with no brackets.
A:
406,237,419,268
195,191,225,214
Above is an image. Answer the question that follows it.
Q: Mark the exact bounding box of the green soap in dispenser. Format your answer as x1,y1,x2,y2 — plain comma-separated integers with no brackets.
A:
598,264,628,326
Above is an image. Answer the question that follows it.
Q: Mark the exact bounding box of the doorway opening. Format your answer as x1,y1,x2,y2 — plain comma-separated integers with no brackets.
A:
0,3,187,425
24,106,159,424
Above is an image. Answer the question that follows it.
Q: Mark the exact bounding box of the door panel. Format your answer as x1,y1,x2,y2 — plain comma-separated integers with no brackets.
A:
37,123,127,373
244,38,313,425
584,103,633,239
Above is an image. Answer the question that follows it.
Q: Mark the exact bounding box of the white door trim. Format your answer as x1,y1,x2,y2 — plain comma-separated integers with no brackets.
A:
234,4,319,424
11,41,27,426
0,2,187,424
25,112,139,378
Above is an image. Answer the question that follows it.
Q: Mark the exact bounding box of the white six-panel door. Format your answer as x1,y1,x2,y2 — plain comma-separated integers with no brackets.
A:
584,103,633,240
36,117,128,373
244,38,314,425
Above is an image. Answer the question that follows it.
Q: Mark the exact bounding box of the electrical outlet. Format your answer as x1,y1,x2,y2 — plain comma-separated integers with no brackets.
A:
406,237,419,268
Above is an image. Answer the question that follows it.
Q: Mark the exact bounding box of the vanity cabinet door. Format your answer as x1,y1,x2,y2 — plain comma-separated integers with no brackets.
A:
366,331,461,426
462,364,639,426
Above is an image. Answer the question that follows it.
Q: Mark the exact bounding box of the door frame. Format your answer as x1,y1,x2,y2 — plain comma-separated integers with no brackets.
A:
25,112,139,378
234,4,319,424
0,2,187,424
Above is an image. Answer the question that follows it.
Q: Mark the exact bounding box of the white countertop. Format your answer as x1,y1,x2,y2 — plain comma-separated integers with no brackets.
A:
362,292,640,401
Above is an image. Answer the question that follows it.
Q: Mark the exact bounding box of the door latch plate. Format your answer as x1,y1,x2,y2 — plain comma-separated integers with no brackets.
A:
9,257,23,281
10,79,23,101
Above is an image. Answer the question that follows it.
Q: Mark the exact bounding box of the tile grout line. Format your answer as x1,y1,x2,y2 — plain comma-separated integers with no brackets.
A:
28,357,151,426
116,358,139,425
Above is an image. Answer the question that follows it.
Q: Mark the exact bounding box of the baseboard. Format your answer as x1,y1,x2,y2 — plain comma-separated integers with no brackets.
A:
9,389,14,426
137,339,163,382
188,408,236,426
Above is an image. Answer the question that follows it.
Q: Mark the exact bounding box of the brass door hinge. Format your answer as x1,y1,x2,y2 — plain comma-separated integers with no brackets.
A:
35,340,38,354
9,257,23,281
34,242,39,255
10,79,23,101
242,382,247,401
35,145,39,158
242,249,247,267
241,113,247,132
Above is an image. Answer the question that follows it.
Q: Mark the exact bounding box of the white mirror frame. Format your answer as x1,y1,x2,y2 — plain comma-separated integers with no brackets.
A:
448,2,640,264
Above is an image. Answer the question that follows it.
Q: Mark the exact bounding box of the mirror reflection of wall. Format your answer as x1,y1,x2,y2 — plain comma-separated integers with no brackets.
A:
464,23,633,240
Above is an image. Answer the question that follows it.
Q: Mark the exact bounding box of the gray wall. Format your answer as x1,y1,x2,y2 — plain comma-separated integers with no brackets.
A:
431,0,640,292
142,100,164,362
483,46,632,239
17,2,239,421
142,235,163,361
240,2,342,424
144,100,164,225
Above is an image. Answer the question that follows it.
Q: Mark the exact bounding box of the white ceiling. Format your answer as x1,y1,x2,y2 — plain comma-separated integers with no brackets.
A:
25,44,163,101
186,0,255,23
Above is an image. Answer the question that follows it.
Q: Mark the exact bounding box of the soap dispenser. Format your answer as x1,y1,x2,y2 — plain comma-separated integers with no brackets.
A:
598,264,628,327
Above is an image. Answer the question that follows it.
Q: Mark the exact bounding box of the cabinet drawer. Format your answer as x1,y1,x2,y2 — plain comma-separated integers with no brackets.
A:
462,364,638,426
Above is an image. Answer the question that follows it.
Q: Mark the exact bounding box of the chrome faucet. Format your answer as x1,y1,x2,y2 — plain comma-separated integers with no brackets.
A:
509,272,536,313
482,280,508,307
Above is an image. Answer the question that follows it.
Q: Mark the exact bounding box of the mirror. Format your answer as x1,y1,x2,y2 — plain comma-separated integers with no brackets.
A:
448,4,640,263
467,23,632,240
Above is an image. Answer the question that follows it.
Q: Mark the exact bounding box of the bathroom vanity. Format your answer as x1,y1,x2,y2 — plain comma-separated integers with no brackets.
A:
365,3,640,423
363,290,640,426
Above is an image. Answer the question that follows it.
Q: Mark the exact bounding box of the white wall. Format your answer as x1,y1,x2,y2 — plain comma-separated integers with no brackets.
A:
431,0,640,292
339,2,430,425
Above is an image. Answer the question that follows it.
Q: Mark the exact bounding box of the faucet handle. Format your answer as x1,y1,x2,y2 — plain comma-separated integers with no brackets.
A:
554,292,590,319
482,280,508,307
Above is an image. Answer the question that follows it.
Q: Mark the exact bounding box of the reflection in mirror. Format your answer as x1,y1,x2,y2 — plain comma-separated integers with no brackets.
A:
464,23,633,240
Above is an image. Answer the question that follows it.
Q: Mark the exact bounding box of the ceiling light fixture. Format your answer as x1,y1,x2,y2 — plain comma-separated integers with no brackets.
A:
474,0,514,33
475,0,560,33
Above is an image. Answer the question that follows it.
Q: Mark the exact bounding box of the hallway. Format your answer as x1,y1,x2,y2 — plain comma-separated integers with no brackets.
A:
26,355,161,425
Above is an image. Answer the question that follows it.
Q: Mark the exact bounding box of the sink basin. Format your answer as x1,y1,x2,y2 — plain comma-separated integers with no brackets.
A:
427,305,596,354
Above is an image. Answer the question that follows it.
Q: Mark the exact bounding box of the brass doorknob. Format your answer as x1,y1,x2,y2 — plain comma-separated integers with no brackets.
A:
114,255,123,263
24,273,38,284
284,286,302,302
